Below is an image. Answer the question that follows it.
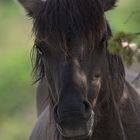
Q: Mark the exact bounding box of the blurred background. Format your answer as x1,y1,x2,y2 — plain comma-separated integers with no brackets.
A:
0,0,139,140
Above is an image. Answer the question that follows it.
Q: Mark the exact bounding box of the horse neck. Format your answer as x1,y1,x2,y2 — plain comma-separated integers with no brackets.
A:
91,89,127,140
91,52,140,140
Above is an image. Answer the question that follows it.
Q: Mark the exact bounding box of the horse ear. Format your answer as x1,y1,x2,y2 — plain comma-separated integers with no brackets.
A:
18,0,34,15
18,0,46,16
102,0,117,11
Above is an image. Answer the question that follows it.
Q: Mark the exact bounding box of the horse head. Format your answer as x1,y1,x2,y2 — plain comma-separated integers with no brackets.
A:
18,0,118,139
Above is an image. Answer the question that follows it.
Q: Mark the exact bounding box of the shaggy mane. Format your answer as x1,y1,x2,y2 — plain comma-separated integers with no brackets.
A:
33,0,105,44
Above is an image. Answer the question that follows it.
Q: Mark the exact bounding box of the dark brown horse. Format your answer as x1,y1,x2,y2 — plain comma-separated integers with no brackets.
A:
18,0,140,140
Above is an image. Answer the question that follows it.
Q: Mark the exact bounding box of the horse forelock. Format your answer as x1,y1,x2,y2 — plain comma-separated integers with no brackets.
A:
33,0,106,49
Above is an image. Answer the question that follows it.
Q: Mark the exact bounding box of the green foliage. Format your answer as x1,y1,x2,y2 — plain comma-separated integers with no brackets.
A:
106,1,140,33
0,0,11,2
0,1,34,115
0,49,33,115
0,2,35,140
108,32,140,66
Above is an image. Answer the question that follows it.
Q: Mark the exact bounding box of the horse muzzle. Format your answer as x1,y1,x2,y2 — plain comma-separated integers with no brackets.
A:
54,102,94,138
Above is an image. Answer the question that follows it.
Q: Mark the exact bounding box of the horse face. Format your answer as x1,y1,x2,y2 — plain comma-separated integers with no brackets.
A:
18,0,116,139
43,35,108,139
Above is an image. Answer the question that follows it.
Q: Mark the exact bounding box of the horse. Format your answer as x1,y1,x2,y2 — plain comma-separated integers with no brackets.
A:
18,0,140,140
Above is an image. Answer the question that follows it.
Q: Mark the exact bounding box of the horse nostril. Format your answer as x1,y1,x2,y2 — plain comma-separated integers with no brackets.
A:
54,100,92,124
83,100,92,111
54,104,61,124
83,101,92,118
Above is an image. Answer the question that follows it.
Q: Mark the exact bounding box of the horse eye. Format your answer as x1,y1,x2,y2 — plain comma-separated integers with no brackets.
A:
35,42,48,55
37,47,43,54
92,74,101,81
100,33,107,43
